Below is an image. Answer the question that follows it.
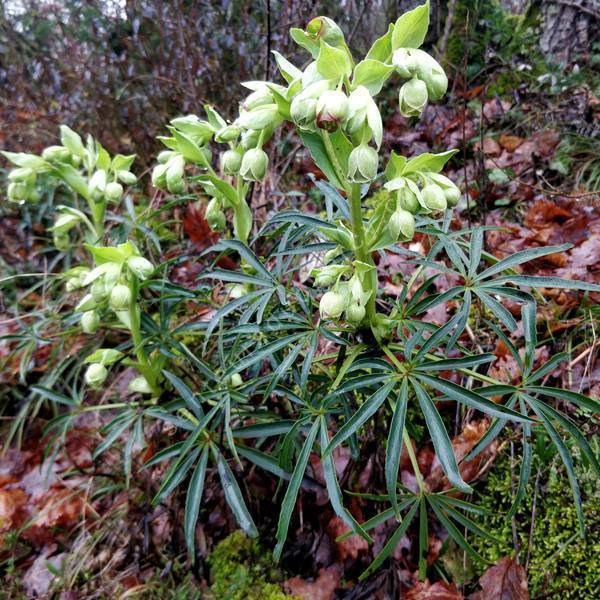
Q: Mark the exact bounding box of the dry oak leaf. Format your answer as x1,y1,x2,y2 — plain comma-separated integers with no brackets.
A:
284,565,342,600
406,579,464,599
471,557,529,600
327,516,369,560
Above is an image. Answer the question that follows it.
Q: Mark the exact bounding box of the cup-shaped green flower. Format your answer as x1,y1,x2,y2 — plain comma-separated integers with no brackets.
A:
85,363,108,388
230,373,243,387
389,208,415,241
426,173,461,207
53,233,70,251
346,302,366,324
7,182,28,203
240,148,268,182
242,87,274,112
319,290,348,319
128,375,153,394
127,256,154,280
311,264,349,287
220,150,242,175
109,283,132,310
397,185,420,213
166,155,185,194
215,124,241,143
306,16,345,46
398,78,428,117
316,90,349,132
81,310,100,334
89,169,107,201
421,184,447,211
206,197,226,231
348,144,378,183
42,145,71,163
105,181,123,203
91,280,108,302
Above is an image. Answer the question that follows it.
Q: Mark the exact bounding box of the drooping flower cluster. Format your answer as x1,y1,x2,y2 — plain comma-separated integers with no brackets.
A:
2,126,137,245
65,241,155,393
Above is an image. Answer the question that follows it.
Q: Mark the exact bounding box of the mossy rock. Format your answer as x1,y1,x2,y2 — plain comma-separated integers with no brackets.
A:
471,448,600,598
207,531,295,600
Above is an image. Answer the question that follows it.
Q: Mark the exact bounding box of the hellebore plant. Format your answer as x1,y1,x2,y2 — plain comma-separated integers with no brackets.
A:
3,0,600,581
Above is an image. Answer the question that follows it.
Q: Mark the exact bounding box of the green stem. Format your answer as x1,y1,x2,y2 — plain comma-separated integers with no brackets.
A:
128,277,160,397
87,197,105,241
403,428,425,493
321,130,351,195
350,183,377,323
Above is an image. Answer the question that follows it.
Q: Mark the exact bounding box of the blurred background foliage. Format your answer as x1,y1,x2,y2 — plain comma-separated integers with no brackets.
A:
1,0,597,168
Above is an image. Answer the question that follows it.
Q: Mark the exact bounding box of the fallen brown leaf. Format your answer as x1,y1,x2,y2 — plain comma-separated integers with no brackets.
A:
284,565,342,600
471,557,529,600
406,579,464,599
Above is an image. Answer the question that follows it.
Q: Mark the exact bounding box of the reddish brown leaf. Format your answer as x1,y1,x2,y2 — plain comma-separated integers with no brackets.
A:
472,557,529,600
284,565,342,600
406,579,464,599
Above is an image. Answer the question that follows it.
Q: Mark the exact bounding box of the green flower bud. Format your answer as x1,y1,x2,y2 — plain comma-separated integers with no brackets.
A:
205,197,226,231
215,124,241,143
157,150,177,164
319,290,348,319
127,256,154,280
236,105,280,131
7,182,28,203
109,284,132,310
152,163,168,189
392,48,421,78
117,170,137,185
51,213,79,234
311,265,348,287
230,373,243,387
290,95,317,129
228,284,248,299
242,88,274,111
220,150,242,175
81,310,100,334
347,144,378,183
53,233,70,251
91,280,108,302
89,169,107,201
306,16,345,47
42,145,70,162
396,186,420,213
8,167,34,182
426,173,460,207
240,129,260,151
389,209,415,240
346,302,366,324
105,181,123,203
421,184,447,211
128,375,153,394
85,363,108,388
240,148,268,182
166,155,185,194
398,78,428,118
316,90,349,132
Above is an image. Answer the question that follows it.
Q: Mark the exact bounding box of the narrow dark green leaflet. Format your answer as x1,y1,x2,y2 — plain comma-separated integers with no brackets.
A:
319,417,373,542
477,243,572,280
185,446,209,558
413,353,496,372
274,419,320,562
31,385,78,407
416,374,532,423
214,448,258,538
418,497,428,579
386,380,409,517
524,352,569,385
411,379,472,493
524,385,600,413
143,441,185,468
323,380,397,458
527,399,585,535
235,445,291,480
153,447,201,505
475,289,518,331
162,370,204,418
469,227,484,278
232,420,297,439
93,413,135,460
493,274,600,293
358,501,419,581
508,396,532,517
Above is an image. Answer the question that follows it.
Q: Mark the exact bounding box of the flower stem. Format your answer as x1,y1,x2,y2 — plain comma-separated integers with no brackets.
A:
403,427,425,493
349,183,377,324
128,277,160,397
